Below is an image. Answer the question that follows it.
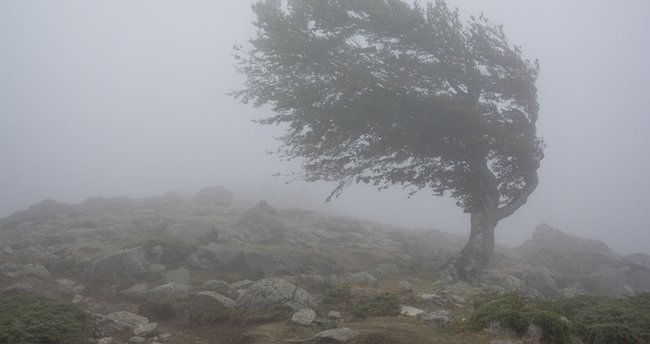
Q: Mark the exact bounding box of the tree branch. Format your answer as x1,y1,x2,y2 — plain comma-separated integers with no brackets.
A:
497,171,538,220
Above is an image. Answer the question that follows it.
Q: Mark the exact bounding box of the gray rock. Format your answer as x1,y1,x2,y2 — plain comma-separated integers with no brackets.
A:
72,294,83,303
128,336,146,343
521,269,560,299
400,306,424,317
584,267,634,296
291,308,317,326
94,247,147,278
119,283,149,302
133,322,159,337
327,311,341,320
624,252,650,269
200,279,233,297
313,328,358,343
97,338,116,344
165,267,190,285
99,311,149,333
235,278,317,321
419,309,452,324
193,243,246,270
527,323,543,339
518,224,622,276
337,272,377,287
398,280,413,293
141,283,192,321
484,321,517,337
148,245,164,262
195,185,234,206
23,264,51,279
238,201,284,243
236,278,316,311
188,291,235,325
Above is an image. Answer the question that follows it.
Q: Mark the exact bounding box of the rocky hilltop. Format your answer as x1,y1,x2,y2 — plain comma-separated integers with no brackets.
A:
0,187,649,344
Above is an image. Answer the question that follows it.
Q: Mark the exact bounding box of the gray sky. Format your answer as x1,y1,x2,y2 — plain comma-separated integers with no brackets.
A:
1,1,649,254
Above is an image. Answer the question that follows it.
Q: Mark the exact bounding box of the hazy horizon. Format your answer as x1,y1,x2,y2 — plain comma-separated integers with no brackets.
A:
1,0,649,255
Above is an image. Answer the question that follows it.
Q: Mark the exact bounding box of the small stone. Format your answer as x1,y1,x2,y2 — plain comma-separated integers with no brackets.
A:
72,294,83,303
398,280,413,293
400,305,424,316
291,308,317,326
327,311,341,319
133,322,159,337
314,328,358,343
128,336,146,343
97,337,115,344
419,309,452,324
527,323,543,339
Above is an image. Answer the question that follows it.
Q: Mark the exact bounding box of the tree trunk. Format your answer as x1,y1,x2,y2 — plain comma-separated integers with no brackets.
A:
455,207,498,283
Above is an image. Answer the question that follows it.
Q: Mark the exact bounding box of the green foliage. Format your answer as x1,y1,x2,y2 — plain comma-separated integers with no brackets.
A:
137,235,198,263
539,293,650,343
234,0,543,212
470,293,650,344
352,292,401,318
469,294,570,344
584,324,641,344
323,286,353,304
0,294,88,344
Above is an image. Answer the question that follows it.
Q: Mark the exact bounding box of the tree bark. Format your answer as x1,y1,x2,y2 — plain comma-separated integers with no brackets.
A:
454,206,498,283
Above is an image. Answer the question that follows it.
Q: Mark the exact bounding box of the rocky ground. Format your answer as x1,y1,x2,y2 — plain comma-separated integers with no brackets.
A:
1,186,649,344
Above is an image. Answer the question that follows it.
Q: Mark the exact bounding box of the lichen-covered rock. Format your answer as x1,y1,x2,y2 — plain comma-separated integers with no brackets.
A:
234,278,316,323
188,291,235,325
98,311,149,334
521,269,560,299
133,322,159,337
94,247,147,279
291,308,317,326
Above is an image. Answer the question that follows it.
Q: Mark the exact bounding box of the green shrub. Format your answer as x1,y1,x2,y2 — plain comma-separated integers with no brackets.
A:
540,293,650,343
352,292,401,318
584,323,641,344
469,294,570,344
323,286,353,305
0,294,88,344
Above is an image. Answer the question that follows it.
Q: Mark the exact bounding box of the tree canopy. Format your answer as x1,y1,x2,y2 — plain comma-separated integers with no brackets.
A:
234,0,544,279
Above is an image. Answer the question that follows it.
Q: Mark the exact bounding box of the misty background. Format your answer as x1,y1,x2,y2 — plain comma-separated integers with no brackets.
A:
1,1,649,254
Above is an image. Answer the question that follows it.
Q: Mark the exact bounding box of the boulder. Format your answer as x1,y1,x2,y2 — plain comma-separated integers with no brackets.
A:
94,247,147,279
336,272,377,287
191,243,246,270
291,308,317,326
188,292,235,325
419,309,452,325
195,186,234,206
234,278,317,322
313,328,358,343
237,201,284,243
119,283,148,302
98,311,149,334
624,253,650,269
133,322,159,337
521,269,560,299
165,267,190,285
400,306,424,317
517,224,622,276
140,283,192,321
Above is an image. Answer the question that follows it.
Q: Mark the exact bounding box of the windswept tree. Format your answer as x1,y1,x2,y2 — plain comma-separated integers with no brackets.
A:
233,0,544,281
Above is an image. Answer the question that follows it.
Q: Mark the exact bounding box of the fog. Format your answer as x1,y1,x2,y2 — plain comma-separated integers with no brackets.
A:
1,1,649,255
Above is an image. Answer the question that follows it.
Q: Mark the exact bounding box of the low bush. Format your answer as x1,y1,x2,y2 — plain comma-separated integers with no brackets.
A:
352,292,401,318
469,294,570,344
0,294,88,344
